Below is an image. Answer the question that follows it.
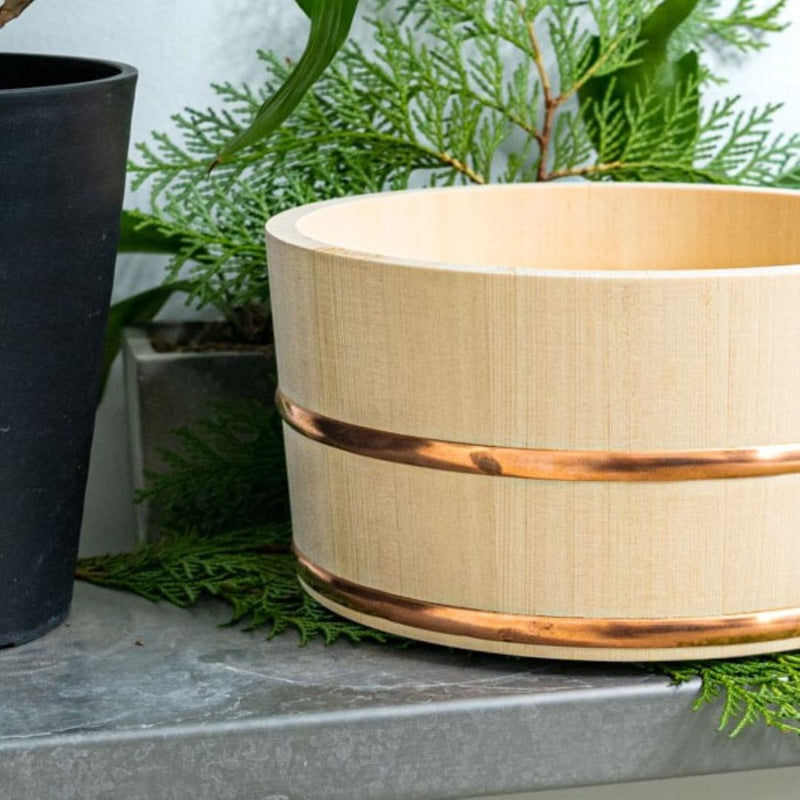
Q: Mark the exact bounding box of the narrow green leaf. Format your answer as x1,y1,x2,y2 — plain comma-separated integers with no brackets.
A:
101,281,197,394
640,0,699,44
294,0,314,18
212,0,359,167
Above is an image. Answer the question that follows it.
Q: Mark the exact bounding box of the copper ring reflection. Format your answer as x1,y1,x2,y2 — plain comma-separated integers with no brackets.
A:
275,390,800,482
295,550,800,649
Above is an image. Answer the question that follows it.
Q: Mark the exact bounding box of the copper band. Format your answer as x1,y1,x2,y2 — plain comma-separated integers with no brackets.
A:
276,390,800,482
296,550,800,649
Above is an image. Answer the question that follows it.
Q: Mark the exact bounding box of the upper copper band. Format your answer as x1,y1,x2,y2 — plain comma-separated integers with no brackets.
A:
295,549,800,649
276,390,800,482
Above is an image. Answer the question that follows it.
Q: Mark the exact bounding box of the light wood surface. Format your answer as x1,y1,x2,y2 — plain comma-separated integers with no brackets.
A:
266,183,800,660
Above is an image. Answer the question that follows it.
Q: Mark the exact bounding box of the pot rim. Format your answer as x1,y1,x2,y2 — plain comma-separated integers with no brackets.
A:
0,52,137,97
266,182,800,280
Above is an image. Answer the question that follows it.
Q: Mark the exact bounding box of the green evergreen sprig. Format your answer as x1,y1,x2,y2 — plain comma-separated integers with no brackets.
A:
675,0,786,57
138,398,289,536
77,526,391,644
657,654,800,737
80,398,394,645
124,0,800,317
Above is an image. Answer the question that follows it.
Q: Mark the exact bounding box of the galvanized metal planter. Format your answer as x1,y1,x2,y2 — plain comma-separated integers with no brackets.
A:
123,324,274,542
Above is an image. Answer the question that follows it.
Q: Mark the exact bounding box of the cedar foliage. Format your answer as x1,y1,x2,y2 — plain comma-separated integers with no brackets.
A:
124,0,795,315
77,526,393,645
657,655,800,737
77,400,396,645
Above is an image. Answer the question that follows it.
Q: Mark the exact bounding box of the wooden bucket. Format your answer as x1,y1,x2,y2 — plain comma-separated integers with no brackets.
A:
266,183,800,661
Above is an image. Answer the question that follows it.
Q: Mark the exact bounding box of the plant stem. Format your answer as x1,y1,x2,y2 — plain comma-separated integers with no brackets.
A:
0,0,36,29
548,160,726,183
518,7,631,183
518,2,559,181
438,151,486,184
548,161,625,179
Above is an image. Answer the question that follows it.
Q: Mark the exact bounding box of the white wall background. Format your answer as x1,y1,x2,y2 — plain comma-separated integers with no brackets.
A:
4,4,800,796
1,0,308,152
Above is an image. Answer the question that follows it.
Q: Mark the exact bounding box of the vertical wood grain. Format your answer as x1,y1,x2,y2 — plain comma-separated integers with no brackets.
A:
268,183,800,660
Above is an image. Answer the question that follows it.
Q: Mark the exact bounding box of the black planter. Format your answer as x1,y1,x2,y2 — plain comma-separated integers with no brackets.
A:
0,54,136,645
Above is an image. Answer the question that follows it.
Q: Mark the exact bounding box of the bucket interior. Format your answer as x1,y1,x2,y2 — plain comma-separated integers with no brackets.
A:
295,184,800,272
0,53,122,91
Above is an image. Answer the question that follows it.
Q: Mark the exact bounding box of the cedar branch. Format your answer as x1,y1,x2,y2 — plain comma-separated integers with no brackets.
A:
517,2,557,180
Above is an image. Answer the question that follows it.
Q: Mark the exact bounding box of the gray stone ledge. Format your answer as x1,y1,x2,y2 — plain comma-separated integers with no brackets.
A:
0,583,796,800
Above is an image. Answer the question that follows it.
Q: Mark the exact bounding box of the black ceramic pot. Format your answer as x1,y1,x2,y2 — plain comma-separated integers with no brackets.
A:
0,54,136,645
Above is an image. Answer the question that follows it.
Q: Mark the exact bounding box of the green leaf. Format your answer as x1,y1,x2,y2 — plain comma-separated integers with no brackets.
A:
212,0,359,167
294,0,314,18
101,280,197,394
640,0,699,45
579,0,701,165
773,166,800,188
118,210,190,255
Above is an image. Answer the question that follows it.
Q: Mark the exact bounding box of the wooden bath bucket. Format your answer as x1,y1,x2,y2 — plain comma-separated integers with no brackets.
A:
266,183,800,661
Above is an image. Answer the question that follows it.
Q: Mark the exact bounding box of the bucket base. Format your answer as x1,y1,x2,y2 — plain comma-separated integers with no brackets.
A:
0,605,70,649
298,555,800,662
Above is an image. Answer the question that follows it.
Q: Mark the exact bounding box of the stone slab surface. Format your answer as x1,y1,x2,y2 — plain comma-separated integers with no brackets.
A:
0,583,798,800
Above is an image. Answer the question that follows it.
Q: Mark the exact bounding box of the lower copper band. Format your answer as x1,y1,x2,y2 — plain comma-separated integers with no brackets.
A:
276,390,800,482
295,549,800,649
